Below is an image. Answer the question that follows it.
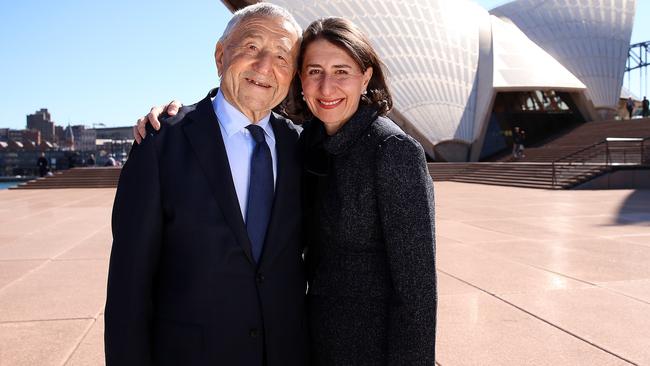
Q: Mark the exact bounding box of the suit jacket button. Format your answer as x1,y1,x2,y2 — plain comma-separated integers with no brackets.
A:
249,328,259,337
256,274,265,283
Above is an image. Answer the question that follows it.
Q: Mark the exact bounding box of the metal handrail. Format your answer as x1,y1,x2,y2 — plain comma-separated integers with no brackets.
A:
551,137,649,189
606,137,649,165
552,141,606,188
553,141,606,164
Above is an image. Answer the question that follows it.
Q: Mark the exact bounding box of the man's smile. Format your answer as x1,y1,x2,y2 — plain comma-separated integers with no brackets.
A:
245,77,272,88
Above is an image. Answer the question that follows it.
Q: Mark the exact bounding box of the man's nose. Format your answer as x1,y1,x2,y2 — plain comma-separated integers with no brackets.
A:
253,51,273,75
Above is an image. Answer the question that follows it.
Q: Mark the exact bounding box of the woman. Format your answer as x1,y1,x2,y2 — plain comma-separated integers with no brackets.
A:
296,18,436,365
135,17,436,365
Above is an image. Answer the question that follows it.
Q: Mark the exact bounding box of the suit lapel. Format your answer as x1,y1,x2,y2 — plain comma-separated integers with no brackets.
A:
259,115,294,268
182,94,255,265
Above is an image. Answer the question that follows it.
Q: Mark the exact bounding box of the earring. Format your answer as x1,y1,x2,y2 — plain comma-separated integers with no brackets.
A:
362,90,367,95
301,91,305,101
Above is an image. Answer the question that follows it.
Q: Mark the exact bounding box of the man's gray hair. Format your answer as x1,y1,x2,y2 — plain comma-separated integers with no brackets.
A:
219,2,302,44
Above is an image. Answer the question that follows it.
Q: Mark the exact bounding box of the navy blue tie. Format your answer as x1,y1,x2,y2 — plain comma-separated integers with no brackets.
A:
245,124,274,263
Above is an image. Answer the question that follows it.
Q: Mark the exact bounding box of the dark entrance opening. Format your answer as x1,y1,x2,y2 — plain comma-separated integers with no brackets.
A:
479,90,586,160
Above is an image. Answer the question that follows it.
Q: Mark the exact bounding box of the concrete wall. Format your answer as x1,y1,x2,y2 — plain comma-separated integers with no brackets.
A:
575,168,650,190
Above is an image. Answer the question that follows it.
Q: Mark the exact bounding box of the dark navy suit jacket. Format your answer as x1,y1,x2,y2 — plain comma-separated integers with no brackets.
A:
105,90,308,366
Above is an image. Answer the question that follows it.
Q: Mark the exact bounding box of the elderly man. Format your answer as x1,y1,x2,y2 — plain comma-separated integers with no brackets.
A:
104,3,307,366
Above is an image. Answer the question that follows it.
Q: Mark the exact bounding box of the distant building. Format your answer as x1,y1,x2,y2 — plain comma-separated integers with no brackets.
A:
94,126,133,141
64,125,97,151
55,125,65,143
92,127,133,165
63,124,75,150
2,109,136,174
26,108,55,142
4,129,41,146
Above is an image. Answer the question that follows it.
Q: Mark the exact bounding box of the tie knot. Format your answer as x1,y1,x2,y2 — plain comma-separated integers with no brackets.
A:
246,124,266,143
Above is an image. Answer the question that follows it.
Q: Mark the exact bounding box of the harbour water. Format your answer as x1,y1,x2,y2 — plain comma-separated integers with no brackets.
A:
0,182,19,189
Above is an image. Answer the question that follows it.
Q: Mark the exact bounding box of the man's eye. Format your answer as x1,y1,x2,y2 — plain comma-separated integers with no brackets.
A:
247,44,258,51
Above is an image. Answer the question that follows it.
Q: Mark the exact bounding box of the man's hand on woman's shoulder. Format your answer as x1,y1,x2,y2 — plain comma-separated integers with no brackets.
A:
133,100,183,144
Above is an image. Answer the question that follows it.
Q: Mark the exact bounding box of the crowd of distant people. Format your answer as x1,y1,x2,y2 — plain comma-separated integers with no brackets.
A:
35,152,119,177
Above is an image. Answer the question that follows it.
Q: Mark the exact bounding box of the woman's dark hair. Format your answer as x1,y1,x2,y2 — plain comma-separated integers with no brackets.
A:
281,17,393,122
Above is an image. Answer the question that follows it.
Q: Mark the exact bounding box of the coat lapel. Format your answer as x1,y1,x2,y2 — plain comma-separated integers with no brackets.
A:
259,115,295,268
182,93,255,265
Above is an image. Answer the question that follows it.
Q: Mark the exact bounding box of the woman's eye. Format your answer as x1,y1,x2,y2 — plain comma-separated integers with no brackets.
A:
247,44,258,51
335,69,349,74
308,69,321,75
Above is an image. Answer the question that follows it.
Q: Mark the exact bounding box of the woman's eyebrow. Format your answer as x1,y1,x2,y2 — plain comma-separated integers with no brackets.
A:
305,64,352,69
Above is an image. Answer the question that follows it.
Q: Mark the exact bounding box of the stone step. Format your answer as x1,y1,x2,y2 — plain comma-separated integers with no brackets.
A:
426,161,609,189
13,167,122,189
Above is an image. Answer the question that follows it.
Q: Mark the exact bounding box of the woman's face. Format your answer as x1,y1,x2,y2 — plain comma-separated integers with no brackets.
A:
300,39,372,135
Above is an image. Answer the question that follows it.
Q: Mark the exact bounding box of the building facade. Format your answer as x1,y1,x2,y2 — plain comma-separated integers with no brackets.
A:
222,0,637,161
26,108,55,142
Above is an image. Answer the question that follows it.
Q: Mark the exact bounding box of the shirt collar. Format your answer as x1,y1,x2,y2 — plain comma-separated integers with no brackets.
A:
212,89,274,141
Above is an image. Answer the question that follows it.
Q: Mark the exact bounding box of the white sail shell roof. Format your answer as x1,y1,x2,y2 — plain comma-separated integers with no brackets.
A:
491,0,636,110
225,0,636,157
490,16,585,92
268,0,486,149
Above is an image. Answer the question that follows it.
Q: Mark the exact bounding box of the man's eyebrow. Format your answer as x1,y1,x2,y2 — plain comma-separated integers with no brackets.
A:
276,44,290,54
239,32,264,42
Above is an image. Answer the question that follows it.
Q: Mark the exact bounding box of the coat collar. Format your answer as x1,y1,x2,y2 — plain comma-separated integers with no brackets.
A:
321,105,380,156
258,115,294,269
212,89,274,141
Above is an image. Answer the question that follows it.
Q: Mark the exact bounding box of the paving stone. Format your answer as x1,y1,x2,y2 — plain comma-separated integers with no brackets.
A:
0,319,91,366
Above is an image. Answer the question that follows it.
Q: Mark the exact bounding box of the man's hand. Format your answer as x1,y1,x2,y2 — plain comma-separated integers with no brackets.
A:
133,100,183,144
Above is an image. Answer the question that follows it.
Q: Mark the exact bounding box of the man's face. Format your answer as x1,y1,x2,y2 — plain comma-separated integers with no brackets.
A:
215,16,300,122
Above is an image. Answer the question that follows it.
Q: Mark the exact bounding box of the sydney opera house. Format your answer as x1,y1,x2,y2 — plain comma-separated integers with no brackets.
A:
223,0,637,162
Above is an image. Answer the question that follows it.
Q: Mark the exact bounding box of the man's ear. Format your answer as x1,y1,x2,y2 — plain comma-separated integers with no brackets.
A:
215,42,225,77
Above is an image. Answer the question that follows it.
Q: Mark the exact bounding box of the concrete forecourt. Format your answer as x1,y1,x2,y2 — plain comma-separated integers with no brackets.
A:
0,183,649,365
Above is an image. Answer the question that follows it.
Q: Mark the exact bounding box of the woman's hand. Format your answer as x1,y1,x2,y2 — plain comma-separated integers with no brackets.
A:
133,100,183,143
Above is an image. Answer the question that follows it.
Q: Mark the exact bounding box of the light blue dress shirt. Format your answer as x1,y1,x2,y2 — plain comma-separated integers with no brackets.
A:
212,90,277,222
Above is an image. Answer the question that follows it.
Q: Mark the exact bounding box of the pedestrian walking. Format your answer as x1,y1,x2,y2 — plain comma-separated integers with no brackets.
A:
626,97,635,119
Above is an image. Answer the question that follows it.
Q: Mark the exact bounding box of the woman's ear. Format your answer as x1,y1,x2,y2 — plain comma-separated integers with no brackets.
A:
362,66,373,92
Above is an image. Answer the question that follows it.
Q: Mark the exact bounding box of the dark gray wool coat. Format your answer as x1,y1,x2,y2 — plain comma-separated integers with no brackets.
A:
301,105,437,366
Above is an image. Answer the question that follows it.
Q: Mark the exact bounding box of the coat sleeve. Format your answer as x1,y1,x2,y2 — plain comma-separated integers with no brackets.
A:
376,134,437,365
104,132,163,366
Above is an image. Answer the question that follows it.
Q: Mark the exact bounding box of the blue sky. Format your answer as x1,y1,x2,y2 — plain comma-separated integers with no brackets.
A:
1,0,647,129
